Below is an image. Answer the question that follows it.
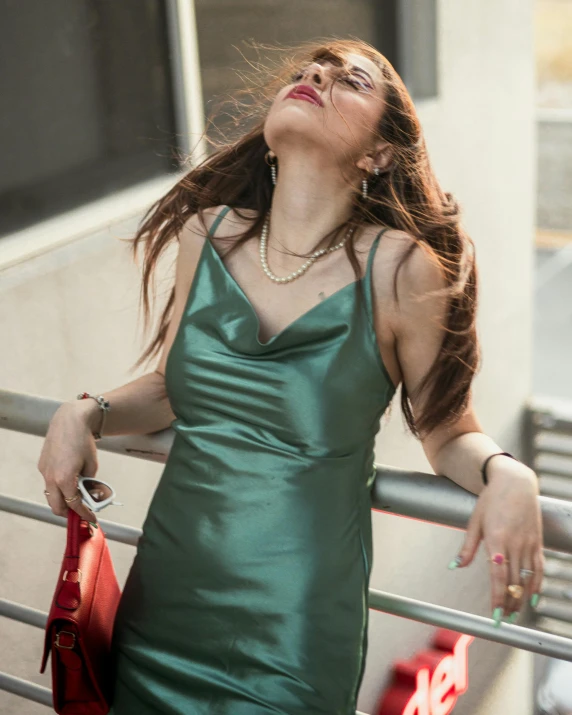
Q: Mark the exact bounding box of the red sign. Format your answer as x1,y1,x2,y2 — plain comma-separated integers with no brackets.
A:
375,630,474,715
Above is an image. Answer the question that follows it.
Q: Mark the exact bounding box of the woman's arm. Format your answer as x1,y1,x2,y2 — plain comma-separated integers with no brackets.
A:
385,239,535,492
56,208,221,437
383,237,543,623
60,369,176,437
39,211,220,520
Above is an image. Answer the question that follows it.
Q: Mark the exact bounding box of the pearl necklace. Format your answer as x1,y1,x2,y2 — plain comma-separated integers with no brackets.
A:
259,211,355,283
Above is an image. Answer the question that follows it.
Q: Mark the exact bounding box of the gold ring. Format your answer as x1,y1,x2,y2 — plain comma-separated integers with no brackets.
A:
507,584,524,599
64,492,81,503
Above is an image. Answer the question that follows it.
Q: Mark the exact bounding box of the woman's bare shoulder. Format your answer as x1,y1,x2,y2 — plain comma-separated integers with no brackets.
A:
368,222,446,337
200,205,259,238
180,205,258,240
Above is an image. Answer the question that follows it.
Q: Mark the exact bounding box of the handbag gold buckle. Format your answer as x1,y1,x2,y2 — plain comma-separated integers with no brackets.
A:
62,569,82,583
55,630,76,649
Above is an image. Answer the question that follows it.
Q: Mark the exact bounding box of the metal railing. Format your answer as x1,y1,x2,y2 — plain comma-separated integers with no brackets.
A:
525,395,572,639
2,388,572,709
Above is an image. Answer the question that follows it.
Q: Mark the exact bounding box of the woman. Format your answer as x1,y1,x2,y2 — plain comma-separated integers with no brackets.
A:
38,39,543,714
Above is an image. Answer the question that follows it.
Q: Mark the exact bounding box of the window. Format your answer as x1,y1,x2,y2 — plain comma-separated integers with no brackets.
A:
0,0,179,238
378,0,438,100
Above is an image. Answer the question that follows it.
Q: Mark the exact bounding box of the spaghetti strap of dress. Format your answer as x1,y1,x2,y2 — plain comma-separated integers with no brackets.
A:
207,204,233,239
362,226,390,328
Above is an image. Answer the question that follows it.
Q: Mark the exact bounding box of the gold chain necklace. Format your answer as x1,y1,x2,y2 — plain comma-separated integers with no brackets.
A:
259,211,355,284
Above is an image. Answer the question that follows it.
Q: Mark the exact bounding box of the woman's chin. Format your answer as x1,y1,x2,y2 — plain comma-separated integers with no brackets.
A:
265,115,328,147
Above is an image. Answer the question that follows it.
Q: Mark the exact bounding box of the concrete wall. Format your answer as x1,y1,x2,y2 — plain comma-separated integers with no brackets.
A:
0,0,536,713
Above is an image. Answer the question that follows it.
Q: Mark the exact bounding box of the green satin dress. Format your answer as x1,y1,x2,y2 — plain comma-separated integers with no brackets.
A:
108,205,396,714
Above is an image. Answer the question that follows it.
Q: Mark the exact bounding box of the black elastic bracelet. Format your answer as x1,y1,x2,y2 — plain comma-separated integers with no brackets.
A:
481,451,517,486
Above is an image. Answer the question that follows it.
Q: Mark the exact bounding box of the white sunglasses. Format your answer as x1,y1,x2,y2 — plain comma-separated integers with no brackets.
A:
77,476,123,513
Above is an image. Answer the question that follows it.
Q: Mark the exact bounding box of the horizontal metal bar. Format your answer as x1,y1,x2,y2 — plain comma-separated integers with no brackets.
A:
0,671,52,706
371,465,572,554
0,674,369,715
0,494,142,546
528,396,572,432
0,389,172,463
0,598,47,628
545,548,572,562
3,578,572,665
368,588,572,661
3,390,572,662
534,616,572,639
536,600,572,624
1,594,370,711
3,389,572,554
541,583,572,601
4,473,572,557
538,466,572,480
536,445,572,459
545,560,572,581
4,499,572,660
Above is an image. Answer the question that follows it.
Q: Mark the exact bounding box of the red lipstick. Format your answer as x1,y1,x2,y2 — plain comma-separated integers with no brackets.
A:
285,84,324,107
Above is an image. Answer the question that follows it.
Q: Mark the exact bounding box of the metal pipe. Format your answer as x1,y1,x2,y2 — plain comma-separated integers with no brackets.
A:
368,589,572,661
3,390,572,664
2,389,572,552
165,0,207,164
4,577,572,665
371,465,572,554
0,598,47,628
0,671,52,707
0,494,142,546
0,389,172,463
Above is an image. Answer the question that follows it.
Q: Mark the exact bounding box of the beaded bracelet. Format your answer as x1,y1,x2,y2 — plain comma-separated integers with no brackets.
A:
76,392,110,441
481,451,517,486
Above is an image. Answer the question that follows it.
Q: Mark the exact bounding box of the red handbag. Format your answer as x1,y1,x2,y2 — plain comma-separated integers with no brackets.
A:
40,508,122,714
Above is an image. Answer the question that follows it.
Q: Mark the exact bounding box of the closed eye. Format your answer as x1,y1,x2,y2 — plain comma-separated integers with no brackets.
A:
289,68,372,92
339,75,372,91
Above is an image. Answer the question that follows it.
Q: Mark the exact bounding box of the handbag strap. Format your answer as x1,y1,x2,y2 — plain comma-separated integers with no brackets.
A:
56,510,85,610
66,508,81,557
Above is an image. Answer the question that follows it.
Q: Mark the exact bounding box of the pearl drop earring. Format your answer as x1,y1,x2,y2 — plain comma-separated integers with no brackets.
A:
362,167,380,200
265,150,277,186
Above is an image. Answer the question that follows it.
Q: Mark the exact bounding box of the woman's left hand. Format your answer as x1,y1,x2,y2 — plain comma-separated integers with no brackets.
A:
452,456,544,626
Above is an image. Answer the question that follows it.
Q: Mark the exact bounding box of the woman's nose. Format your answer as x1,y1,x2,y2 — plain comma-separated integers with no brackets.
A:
302,63,325,85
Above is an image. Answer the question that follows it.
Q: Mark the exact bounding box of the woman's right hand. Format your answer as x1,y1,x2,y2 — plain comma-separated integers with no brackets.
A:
37,402,100,523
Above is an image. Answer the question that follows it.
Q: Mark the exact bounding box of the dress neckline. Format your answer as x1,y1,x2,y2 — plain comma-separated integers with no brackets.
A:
204,237,361,347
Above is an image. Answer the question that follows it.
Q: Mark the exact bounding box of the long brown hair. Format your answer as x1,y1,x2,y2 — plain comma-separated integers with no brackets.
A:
129,37,479,439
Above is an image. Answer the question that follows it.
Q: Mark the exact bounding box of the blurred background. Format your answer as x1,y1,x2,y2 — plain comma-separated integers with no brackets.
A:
0,1,571,714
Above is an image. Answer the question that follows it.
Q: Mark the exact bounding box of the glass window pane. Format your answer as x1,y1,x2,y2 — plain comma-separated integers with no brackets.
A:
0,0,178,237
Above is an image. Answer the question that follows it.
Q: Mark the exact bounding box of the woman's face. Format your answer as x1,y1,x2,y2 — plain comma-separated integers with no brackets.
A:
264,52,386,170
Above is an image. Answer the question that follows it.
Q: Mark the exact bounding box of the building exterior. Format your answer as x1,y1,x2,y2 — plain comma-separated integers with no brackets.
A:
0,2,537,713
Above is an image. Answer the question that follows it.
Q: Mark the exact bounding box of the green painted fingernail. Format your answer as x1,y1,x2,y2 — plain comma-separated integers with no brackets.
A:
509,611,519,624
448,556,462,570
492,607,504,627
531,593,540,608
89,521,99,529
